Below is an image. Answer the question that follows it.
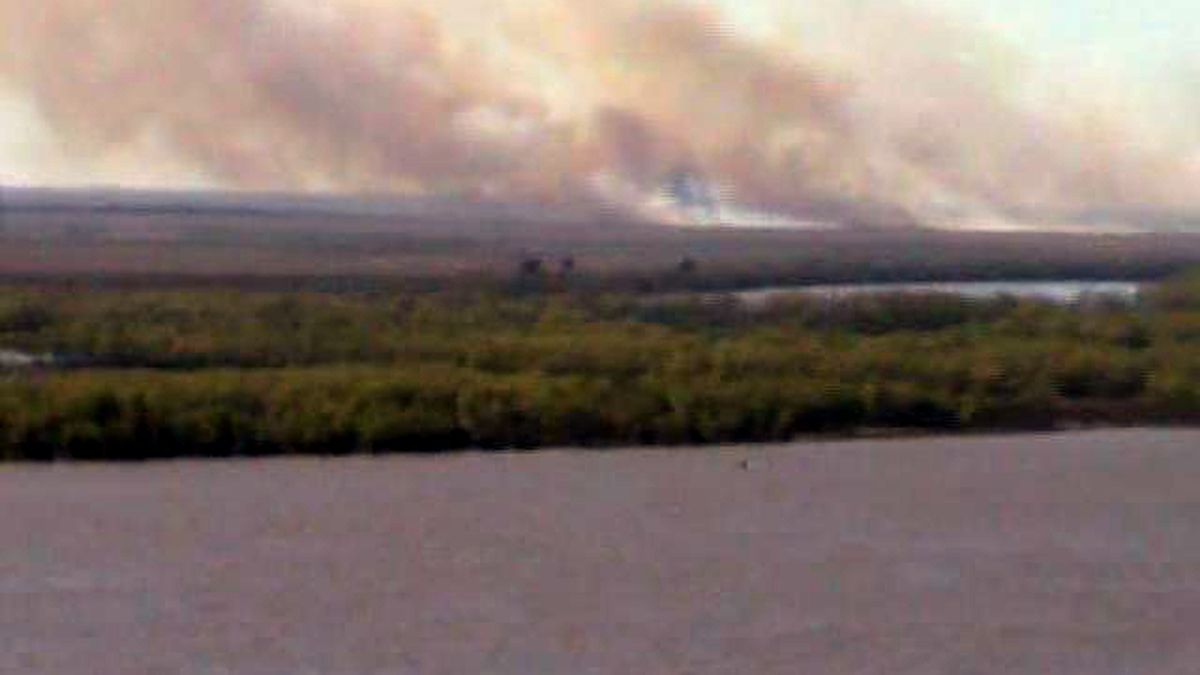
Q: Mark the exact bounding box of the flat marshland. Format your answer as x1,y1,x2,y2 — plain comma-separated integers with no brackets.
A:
3,272,1200,459
4,201,1200,672
6,196,1200,291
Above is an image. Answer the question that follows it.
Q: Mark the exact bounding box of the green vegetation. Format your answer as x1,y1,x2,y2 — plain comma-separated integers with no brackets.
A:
2,275,1199,460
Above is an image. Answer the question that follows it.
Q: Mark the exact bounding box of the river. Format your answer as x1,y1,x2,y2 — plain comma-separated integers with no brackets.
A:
4,429,1199,674
736,280,1144,306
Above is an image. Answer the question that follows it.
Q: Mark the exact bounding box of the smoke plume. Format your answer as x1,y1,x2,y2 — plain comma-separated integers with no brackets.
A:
2,0,1198,225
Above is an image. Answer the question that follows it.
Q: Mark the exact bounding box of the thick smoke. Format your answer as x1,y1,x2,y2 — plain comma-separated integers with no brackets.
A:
2,0,1197,224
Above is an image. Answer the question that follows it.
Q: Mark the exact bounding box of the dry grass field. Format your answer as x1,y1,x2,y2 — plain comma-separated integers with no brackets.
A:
4,193,1200,291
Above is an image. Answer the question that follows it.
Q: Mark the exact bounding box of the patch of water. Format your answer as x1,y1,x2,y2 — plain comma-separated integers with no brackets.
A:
737,280,1143,306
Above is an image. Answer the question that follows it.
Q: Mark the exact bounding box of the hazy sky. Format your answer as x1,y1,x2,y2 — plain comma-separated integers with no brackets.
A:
712,0,1198,72
2,0,1198,218
935,0,1197,69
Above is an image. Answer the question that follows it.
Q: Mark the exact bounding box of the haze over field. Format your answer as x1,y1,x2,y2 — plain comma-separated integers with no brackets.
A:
3,0,1199,228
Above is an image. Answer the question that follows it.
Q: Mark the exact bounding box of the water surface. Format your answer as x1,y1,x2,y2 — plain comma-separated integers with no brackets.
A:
4,429,1199,674
737,280,1143,306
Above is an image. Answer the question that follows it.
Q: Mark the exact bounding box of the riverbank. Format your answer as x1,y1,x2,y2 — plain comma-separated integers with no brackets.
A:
4,276,1200,460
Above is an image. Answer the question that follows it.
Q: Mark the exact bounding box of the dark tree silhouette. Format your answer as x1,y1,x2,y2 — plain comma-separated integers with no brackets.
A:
519,257,544,276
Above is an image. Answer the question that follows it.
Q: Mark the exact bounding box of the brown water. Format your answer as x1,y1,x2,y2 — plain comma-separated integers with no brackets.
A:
4,430,1200,674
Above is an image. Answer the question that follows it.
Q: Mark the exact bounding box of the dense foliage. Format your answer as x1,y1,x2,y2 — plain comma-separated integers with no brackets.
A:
2,275,1199,460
